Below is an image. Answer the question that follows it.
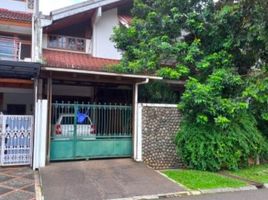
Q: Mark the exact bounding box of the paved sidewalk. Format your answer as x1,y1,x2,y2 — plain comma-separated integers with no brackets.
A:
0,167,35,200
40,159,185,200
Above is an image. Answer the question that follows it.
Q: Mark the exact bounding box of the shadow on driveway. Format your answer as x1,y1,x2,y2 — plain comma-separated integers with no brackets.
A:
40,159,185,200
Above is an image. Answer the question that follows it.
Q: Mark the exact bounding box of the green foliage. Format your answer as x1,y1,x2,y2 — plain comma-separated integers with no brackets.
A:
243,70,268,136
112,0,268,170
138,81,179,103
176,115,268,171
179,68,246,128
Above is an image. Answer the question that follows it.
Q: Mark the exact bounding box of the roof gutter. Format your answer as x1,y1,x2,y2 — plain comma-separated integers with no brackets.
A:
133,78,149,162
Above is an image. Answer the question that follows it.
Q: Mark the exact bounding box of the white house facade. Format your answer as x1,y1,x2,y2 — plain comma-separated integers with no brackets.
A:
0,0,166,169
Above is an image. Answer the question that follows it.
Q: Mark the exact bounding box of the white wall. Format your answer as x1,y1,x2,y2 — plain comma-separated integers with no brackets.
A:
92,8,122,60
0,0,32,12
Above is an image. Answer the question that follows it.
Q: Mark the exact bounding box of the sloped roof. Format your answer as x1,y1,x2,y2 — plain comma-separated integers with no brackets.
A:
49,0,129,22
43,49,119,71
0,9,32,23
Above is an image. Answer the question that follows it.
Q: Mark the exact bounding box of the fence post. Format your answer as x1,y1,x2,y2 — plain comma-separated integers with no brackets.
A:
0,115,6,165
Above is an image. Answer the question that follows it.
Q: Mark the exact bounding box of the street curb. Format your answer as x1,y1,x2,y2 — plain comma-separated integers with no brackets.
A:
108,191,191,200
264,183,268,189
34,170,44,200
200,185,258,194
108,185,258,200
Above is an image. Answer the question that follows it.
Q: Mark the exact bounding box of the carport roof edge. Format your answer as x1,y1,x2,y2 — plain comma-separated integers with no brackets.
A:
42,66,163,80
48,0,128,22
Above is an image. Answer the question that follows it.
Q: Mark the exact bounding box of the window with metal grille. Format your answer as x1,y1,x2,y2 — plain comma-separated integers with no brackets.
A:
48,35,86,52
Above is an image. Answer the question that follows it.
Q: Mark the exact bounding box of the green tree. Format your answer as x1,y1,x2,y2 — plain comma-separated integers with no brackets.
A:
113,0,268,170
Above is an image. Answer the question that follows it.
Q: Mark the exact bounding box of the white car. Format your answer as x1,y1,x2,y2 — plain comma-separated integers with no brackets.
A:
54,114,96,138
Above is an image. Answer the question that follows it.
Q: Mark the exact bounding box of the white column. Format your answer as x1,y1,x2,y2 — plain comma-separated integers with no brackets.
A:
133,79,148,161
33,100,48,169
136,103,143,161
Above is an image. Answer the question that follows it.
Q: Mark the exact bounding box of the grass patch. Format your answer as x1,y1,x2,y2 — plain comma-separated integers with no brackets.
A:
229,164,268,183
162,169,247,190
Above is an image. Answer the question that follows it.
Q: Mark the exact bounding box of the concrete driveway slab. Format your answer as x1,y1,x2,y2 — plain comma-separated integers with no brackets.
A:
40,159,185,200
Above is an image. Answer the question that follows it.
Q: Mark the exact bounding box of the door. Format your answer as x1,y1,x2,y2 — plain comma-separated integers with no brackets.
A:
50,103,133,161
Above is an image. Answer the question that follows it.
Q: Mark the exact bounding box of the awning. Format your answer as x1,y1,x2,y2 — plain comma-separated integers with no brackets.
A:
0,60,40,79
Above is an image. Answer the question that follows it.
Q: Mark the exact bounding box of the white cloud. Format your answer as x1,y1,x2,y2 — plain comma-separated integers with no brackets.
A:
40,0,86,14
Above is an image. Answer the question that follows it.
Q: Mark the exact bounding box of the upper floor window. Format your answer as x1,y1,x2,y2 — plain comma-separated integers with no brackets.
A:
0,36,20,61
0,35,31,61
48,35,86,52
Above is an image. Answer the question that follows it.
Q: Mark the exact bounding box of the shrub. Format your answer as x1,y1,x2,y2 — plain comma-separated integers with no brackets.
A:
176,113,268,171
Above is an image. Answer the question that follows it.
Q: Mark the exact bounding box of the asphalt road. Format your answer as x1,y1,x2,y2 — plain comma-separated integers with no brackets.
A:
167,189,268,200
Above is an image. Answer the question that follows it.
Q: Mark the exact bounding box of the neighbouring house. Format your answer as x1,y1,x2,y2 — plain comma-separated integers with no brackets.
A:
0,0,182,170
0,0,40,166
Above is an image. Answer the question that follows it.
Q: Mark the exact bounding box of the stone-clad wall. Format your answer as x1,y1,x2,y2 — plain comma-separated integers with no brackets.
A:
141,104,182,169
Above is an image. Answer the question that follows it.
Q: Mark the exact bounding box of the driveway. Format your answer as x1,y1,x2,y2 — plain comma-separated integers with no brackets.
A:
39,159,185,200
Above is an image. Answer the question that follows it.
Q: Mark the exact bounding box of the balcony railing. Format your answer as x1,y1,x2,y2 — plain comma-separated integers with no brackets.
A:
48,35,90,52
0,36,21,61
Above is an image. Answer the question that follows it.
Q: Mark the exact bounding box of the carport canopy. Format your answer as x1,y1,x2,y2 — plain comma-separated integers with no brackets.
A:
0,60,40,79
41,67,163,84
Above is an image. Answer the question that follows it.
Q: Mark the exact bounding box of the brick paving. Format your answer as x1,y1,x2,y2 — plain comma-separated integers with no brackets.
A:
0,167,35,200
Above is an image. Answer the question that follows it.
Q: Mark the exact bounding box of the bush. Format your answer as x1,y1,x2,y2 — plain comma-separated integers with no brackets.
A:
176,113,268,171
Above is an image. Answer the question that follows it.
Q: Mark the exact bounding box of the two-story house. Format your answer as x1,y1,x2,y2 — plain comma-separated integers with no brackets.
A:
0,0,40,166
0,0,162,169
31,0,162,169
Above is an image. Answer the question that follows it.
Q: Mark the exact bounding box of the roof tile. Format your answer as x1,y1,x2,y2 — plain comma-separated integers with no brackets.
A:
0,9,32,23
43,49,119,71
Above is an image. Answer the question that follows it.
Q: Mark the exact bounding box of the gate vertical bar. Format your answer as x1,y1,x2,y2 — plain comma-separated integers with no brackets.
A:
47,77,52,163
73,104,78,158
29,116,34,165
0,115,6,165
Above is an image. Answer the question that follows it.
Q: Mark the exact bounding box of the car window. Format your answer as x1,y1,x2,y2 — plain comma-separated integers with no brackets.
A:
60,116,75,125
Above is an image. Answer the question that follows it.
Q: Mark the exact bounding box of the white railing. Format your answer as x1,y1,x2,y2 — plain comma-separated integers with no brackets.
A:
0,36,21,61
0,114,33,166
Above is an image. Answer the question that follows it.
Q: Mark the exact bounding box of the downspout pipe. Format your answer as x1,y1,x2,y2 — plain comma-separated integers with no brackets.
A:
133,78,149,161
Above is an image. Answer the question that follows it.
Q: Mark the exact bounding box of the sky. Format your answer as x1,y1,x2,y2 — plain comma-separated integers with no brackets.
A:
40,0,86,14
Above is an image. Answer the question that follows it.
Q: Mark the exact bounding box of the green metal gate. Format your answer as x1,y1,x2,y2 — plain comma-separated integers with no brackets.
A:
50,102,133,161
